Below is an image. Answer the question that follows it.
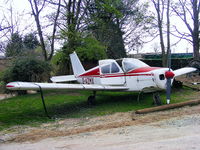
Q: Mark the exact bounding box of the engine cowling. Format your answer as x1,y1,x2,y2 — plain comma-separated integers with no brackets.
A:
153,68,174,90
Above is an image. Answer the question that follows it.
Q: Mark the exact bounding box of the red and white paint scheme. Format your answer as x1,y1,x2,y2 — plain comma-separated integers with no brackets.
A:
6,52,196,93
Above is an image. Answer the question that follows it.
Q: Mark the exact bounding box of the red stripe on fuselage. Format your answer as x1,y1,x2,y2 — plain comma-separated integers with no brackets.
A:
79,66,160,78
6,85,15,88
100,73,153,78
128,67,160,74
79,68,100,77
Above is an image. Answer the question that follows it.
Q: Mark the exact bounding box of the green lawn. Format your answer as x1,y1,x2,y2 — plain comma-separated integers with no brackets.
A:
0,88,196,130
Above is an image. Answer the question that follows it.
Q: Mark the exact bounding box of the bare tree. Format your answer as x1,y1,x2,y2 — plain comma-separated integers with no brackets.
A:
28,0,61,61
47,0,93,54
0,2,24,54
171,0,200,60
166,0,171,66
151,0,172,67
0,5,20,40
122,0,156,54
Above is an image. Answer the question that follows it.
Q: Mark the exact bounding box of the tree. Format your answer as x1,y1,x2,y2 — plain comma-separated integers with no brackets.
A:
121,0,155,54
166,0,171,67
57,0,91,53
52,35,107,75
0,1,26,54
49,0,93,74
171,0,200,60
76,35,107,61
0,0,30,41
23,33,39,50
28,0,61,61
151,0,171,66
5,32,23,57
87,0,153,58
5,32,41,57
87,0,126,58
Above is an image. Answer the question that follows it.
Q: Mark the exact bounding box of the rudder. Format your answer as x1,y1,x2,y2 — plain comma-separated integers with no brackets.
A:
70,52,85,76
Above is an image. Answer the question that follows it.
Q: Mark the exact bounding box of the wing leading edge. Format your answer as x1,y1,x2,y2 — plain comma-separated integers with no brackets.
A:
6,82,128,91
173,67,197,77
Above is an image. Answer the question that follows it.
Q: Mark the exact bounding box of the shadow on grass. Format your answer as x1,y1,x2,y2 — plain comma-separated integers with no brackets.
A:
47,91,155,118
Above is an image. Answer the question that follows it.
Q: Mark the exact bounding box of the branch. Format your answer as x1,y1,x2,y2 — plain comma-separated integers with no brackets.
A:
48,0,61,60
0,26,12,32
28,0,36,16
171,25,193,43
76,0,90,31
75,0,82,26
172,1,193,34
38,0,46,14
198,0,200,13
45,0,66,8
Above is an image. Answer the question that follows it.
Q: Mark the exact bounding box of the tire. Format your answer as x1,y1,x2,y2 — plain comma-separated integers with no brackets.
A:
87,96,95,105
153,93,162,106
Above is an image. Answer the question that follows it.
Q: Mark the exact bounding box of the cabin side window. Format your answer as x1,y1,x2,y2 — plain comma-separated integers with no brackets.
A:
101,64,110,74
101,62,120,74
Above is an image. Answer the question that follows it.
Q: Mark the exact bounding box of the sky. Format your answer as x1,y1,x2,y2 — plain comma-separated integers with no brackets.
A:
0,0,194,56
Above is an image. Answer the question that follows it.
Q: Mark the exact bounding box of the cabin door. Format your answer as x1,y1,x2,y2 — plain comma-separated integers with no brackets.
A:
99,60,125,85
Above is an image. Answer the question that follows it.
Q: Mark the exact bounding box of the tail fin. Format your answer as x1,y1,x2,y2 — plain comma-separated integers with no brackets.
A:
70,52,85,76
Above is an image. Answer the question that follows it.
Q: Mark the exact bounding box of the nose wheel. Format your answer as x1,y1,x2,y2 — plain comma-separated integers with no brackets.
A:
153,92,162,106
87,91,96,105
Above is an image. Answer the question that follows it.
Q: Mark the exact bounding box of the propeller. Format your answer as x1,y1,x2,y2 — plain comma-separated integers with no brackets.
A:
165,70,174,104
165,38,175,104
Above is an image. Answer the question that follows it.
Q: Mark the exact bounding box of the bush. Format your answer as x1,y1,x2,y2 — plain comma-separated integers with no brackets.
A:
1,57,52,95
1,57,52,83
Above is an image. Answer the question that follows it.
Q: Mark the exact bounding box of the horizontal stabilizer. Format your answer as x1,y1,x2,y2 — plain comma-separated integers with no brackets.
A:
6,82,128,91
174,67,197,77
50,75,77,83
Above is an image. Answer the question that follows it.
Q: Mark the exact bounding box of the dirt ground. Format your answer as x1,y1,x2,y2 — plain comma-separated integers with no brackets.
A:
0,104,200,150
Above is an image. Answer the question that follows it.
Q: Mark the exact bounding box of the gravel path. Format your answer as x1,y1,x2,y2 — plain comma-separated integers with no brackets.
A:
1,105,200,150
0,94,15,100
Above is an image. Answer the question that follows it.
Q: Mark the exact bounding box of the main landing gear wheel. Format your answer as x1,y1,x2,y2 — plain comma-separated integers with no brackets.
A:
87,91,96,105
153,92,162,106
189,60,200,71
189,60,200,75
87,96,96,105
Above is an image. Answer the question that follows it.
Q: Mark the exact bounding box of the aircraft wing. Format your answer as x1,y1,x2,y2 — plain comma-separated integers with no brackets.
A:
6,82,128,91
50,75,77,83
173,67,197,77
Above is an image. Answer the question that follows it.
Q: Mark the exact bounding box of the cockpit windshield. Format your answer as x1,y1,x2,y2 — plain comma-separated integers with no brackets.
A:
122,58,149,72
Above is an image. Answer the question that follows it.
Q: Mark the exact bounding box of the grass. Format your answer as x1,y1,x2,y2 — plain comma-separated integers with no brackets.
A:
0,87,197,131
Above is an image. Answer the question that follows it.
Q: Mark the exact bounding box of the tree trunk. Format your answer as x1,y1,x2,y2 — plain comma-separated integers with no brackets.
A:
166,0,171,67
193,35,200,60
192,0,200,60
154,0,167,67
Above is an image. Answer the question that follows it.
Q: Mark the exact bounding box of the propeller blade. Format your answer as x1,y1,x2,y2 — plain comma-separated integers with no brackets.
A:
165,70,175,104
166,78,171,104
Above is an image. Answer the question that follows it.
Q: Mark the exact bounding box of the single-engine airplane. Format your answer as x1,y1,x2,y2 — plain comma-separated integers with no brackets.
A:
6,52,196,105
